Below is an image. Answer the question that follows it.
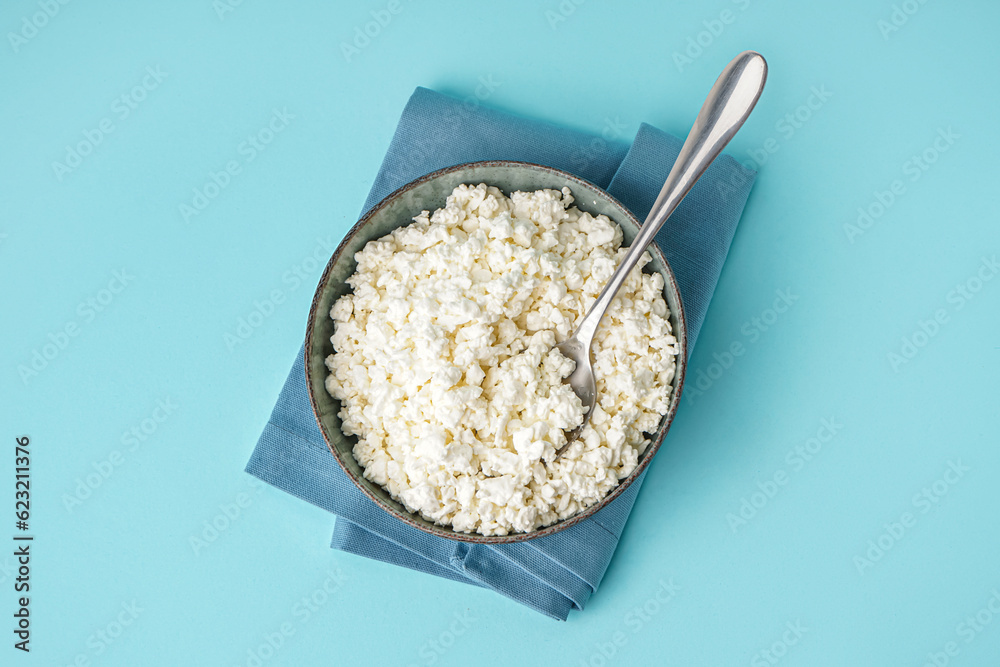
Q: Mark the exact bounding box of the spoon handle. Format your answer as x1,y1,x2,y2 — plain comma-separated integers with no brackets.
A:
572,51,767,346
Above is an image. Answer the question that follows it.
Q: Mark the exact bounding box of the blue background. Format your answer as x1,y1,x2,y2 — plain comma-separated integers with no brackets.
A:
3,1,999,665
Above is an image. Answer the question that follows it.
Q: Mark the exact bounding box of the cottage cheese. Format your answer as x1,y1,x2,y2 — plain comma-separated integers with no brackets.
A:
326,183,678,536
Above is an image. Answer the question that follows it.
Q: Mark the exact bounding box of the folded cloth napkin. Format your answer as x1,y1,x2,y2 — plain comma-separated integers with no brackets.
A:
246,87,756,620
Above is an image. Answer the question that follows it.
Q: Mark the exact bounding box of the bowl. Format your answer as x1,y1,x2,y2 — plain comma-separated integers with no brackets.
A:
305,160,687,543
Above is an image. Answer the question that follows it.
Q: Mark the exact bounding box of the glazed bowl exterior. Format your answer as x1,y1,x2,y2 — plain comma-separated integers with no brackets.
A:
305,161,687,543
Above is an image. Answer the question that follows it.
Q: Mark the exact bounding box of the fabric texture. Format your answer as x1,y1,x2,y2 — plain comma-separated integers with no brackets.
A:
246,87,756,620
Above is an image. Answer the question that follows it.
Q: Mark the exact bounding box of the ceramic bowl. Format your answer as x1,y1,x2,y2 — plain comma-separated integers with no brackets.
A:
305,161,687,543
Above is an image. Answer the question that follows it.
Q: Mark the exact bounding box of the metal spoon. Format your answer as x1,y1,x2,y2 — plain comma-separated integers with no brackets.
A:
554,51,768,456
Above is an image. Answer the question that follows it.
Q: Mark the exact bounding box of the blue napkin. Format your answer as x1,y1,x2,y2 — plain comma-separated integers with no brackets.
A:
246,87,756,620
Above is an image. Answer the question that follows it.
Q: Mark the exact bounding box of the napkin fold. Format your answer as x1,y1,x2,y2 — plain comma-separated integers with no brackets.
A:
246,87,756,620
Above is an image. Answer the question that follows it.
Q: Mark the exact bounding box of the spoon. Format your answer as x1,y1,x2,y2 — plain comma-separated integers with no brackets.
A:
554,51,768,457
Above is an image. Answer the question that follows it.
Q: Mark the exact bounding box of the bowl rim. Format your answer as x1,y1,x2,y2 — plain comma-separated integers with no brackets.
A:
305,159,688,543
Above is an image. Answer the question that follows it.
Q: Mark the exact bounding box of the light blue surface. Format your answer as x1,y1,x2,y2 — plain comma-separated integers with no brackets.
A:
2,1,998,665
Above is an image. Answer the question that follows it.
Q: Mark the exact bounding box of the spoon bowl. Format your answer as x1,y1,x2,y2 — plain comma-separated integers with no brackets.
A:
554,336,596,446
